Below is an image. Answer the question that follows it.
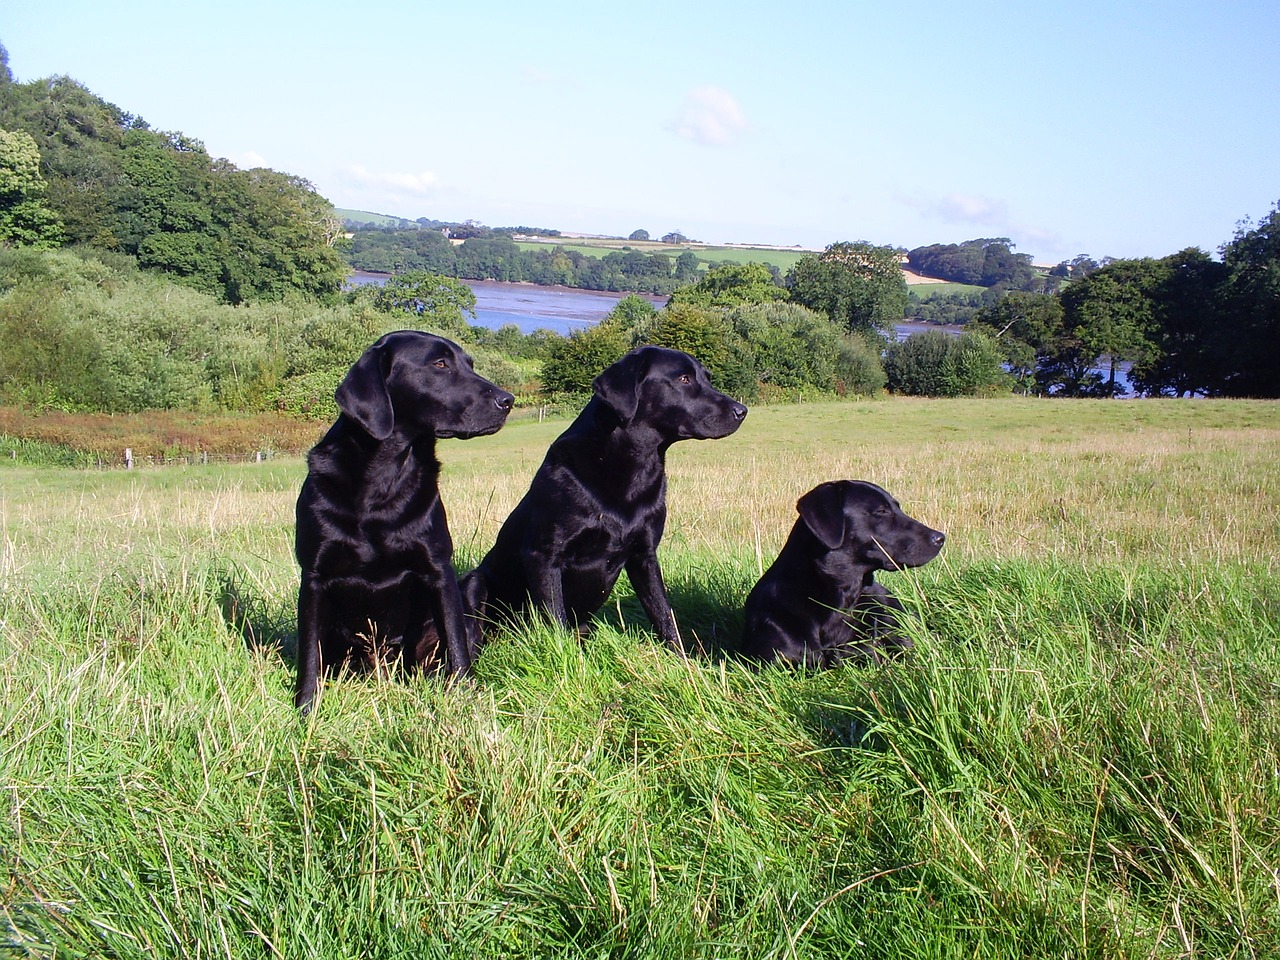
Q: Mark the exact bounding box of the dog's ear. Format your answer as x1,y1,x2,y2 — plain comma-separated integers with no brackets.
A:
592,348,648,424
335,341,394,440
797,482,849,551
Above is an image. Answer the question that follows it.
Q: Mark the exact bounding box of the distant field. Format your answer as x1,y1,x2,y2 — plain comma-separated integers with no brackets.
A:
906,280,990,297
515,237,813,273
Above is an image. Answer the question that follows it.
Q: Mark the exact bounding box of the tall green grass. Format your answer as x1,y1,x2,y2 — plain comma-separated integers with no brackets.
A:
2,398,1278,957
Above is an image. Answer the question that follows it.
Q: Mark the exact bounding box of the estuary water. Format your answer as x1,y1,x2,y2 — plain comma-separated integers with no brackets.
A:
351,273,937,341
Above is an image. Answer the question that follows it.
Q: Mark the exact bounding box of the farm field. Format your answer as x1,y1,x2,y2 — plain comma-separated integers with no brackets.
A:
514,237,815,274
2,397,1278,957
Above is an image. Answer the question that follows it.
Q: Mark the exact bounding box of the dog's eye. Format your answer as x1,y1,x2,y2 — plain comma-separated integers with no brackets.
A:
678,374,691,384
433,359,449,369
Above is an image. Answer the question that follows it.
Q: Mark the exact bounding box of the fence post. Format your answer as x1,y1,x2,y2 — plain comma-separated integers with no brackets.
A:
124,448,133,470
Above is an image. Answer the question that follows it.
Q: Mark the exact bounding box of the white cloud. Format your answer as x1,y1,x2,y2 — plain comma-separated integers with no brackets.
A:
669,85,748,146
342,165,439,195
233,151,269,169
930,193,1010,225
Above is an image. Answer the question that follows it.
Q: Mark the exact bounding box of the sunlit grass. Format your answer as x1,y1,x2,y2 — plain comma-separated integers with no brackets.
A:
2,396,1278,957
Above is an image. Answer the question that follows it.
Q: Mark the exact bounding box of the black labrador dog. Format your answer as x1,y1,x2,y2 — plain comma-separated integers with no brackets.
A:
462,345,747,653
740,480,945,667
294,331,514,712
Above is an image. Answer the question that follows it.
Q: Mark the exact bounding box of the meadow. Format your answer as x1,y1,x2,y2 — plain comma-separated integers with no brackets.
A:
2,397,1278,958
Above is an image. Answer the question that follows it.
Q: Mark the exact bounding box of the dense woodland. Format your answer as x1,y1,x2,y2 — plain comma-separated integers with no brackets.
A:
0,40,1277,414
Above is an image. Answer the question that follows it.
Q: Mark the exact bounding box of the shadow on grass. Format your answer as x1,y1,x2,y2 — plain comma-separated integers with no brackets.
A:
215,565,297,663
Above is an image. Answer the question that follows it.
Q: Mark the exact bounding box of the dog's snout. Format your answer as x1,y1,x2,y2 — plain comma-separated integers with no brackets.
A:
931,530,946,548
495,391,515,411
731,403,748,422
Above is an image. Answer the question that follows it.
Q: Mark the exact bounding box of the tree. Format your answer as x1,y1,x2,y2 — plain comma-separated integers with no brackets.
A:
1131,248,1228,397
372,271,477,341
0,127,64,247
628,229,650,242
660,230,688,244
884,329,1009,397
540,321,630,394
907,238,1036,289
786,241,907,337
667,261,786,309
1216,203,1280,397
970,291,1063,392
1058,258,1164,396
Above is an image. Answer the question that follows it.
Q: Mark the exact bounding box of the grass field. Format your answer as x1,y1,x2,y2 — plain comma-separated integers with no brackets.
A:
514,238,813,274
3,398,1279,957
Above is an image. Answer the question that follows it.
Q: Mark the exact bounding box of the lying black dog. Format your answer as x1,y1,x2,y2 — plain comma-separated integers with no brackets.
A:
740,480,945,667
294,331,514,712
462,345,747,653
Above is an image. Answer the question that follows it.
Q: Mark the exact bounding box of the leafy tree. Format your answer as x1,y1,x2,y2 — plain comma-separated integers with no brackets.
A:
372,271,477,341
1130,248,1228,396
1216,203,1280,396
907,238,1036,289
884,329,1008,397
786,241,907,337
970,291,1063,392
667,261,786,309
540,321,630,394
673,250,700,284
628,229,650,241
660,230,688,244
0,127,64,247
603,294,658,334
1058,258,1164,395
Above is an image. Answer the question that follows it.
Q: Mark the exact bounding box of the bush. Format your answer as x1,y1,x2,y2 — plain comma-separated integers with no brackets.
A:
885,329,1010,397
540,322,631,394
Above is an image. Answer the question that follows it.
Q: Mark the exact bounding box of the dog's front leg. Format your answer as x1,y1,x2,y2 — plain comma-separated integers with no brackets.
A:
295,576,327,713
626,552,684,654
425,571,472,677
525,551,571,629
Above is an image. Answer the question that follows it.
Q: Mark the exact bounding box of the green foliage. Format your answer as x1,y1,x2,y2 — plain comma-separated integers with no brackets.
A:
885,329,1010,397
0,71,345,304
666,261,787,309
0,127,64,247
1216,202,1280,396
907,237,1037,289
786,241,908,336
372,271,478,341
540,321,631,394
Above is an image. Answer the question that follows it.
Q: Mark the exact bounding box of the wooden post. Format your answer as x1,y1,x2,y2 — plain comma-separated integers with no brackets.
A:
124,448,134,470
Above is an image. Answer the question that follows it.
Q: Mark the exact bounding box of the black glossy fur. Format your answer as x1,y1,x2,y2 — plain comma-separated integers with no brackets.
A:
462,346,747,652
740,480,945,667
294,331,514,712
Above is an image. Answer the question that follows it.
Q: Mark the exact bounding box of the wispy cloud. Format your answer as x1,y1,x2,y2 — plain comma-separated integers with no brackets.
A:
669,85,748,146
342,165,439,195
233,151,269,169
929,193,1010,226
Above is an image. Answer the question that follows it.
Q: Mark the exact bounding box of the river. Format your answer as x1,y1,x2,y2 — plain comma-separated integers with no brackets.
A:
351,273,938,341
350,274,1133,393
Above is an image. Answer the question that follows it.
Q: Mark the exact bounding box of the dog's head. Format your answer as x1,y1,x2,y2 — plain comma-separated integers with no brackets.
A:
591,346,747,440
796,480,945,570
335,331,514,441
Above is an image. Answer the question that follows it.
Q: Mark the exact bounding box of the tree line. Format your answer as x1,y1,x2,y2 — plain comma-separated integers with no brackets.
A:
968,209,1280,397
0,44,347,304
346,229,704,295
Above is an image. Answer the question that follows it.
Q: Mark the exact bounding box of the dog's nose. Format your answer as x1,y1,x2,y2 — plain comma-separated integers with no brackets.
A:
495,392,514,411
732,403,748,421
932,530,946,547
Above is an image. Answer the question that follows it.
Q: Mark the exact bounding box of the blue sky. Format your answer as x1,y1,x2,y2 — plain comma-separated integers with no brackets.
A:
3,1,1277,263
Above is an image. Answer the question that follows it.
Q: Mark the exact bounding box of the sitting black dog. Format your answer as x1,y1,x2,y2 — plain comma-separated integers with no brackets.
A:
740,480,945,667
462,345,747,653
294,331,514,713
